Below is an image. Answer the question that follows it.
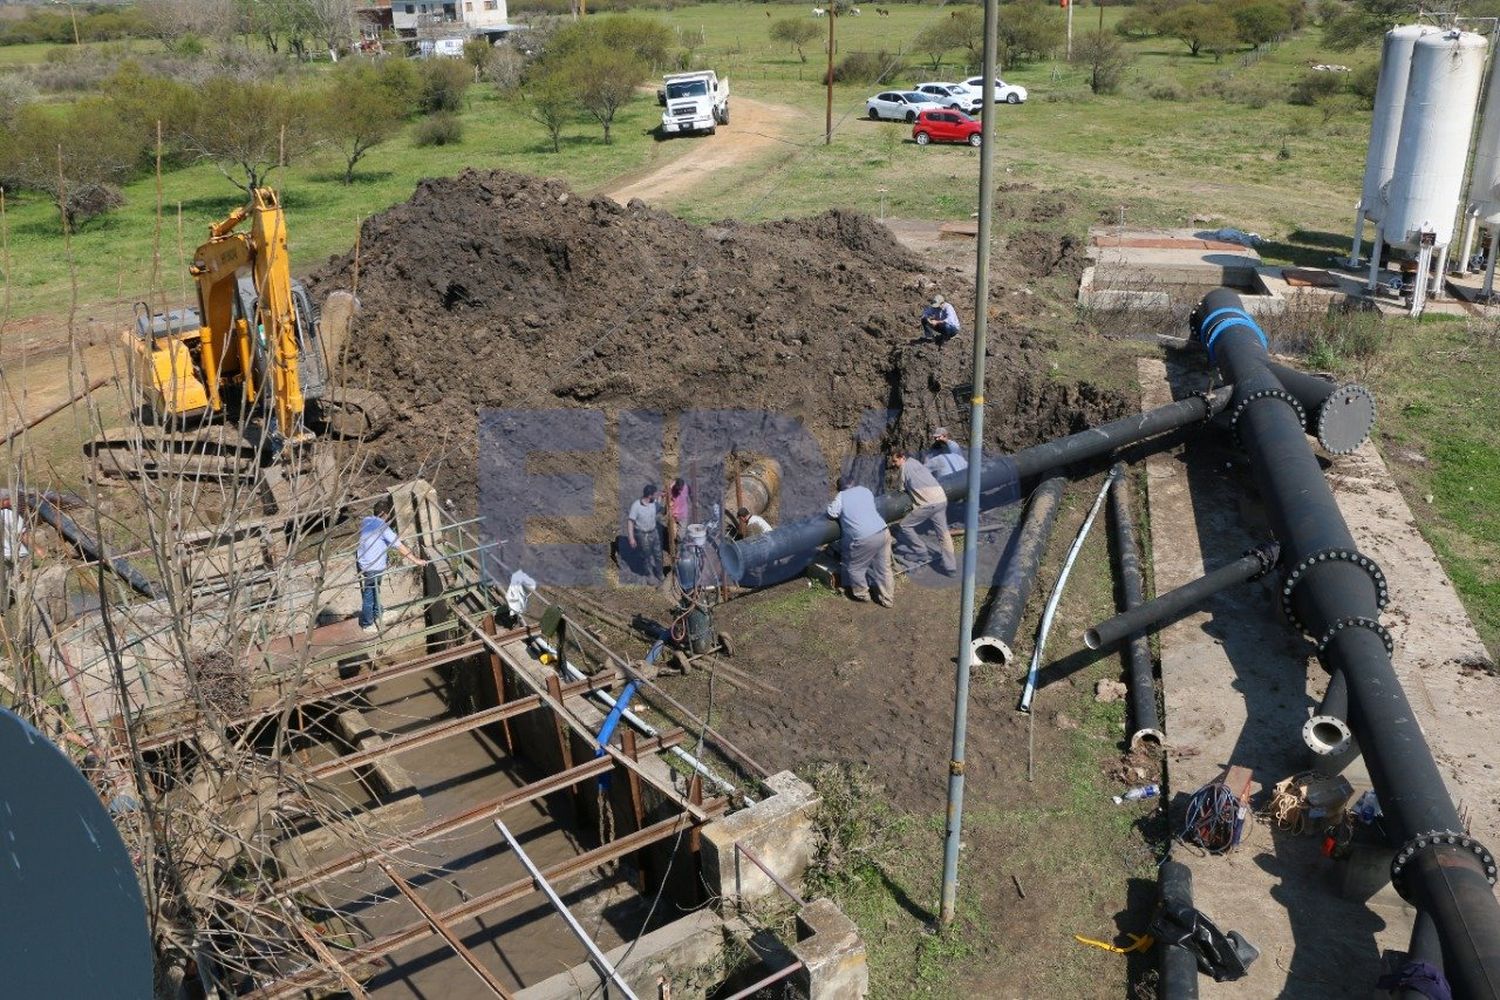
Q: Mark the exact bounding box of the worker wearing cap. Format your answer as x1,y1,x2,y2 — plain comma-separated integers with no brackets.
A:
356,498,427,632
891,450,957,575
921,294,961,341
926,426,968,477
827,477,894,607
625,484,664,584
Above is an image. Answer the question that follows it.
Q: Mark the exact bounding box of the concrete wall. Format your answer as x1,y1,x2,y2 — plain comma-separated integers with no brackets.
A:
515,909,727,1000
700,770,820,905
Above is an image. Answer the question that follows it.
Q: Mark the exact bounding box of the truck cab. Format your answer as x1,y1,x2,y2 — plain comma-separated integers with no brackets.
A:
659,70,729,136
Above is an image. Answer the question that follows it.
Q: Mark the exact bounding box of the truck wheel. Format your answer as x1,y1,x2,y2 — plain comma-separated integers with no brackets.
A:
708,125,717,135
721,104,730,125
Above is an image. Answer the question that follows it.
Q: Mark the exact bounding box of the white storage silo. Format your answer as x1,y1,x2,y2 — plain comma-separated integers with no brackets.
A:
1373,29,1487,313
1462,45,1500,288
1360,26,1433,225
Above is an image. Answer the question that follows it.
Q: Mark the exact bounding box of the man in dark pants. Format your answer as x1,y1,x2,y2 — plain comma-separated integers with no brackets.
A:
921,294,962,341
625,484,664,583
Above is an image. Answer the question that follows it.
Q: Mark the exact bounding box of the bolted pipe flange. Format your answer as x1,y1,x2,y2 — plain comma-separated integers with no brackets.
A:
1246,540,1282,580
1316,383,1377,456
1390,831,1499,904
1229,387,1306,447
1279,547,1391,635
1315,616,1394,658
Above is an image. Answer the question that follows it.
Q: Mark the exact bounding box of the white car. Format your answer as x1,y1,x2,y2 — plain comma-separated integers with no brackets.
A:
867,90,945,123
963,76,1028,105
915,82,983,115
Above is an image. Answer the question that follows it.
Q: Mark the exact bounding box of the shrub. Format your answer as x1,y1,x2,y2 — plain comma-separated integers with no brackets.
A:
1350,61,1378,107
1288,69,1341,105
1205,73,1283,108
1146,79,1188,101
1076,30,1134,95
413,111,464,146
833,49,902,85
419,58,472,114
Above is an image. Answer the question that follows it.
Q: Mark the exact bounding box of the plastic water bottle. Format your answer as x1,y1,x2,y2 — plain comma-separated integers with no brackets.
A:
1353,790,1381,824
1113,784,1160,805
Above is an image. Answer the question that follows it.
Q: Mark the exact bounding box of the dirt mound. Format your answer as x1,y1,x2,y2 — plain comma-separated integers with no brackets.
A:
312,170,1124,512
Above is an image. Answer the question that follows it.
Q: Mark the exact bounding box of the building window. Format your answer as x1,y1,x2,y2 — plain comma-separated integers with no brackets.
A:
484,0,497,8
404,2,414,11
465,1,473,9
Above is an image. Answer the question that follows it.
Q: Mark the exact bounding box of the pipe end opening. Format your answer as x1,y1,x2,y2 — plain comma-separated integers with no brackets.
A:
1084,628,1104,651
971,637,1012,666
1303,714,1353,756
1129,729,1165,753
719,541,744,583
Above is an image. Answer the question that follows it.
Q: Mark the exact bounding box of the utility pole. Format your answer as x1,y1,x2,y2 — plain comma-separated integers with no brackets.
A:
1066,0,1073,61
825,5,836,145
939,0,999,929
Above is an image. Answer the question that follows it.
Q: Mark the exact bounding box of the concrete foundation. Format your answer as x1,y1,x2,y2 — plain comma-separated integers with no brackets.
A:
793,897,870,999
701,770,820,905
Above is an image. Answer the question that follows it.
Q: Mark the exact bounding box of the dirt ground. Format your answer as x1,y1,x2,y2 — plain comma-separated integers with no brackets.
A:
601,97,802,206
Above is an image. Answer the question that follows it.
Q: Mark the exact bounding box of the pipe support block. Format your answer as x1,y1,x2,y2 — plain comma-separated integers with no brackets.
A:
1391,832,1499,903
1314,616,1394,658
1279,547,1390,634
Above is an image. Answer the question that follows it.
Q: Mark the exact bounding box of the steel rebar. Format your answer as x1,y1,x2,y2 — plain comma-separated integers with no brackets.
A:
1192,288,1500,996
971,477,1066,666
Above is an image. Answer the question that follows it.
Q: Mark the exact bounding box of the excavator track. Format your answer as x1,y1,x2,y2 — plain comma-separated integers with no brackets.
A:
85,424,264,482
310,387,392,440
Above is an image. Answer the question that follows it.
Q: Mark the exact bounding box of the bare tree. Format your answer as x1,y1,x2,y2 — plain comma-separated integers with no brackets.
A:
304,0,357,60
173,77,312,191
138,0,238,50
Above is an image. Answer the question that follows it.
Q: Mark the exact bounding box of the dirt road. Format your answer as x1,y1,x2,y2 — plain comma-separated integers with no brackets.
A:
601,96,802,206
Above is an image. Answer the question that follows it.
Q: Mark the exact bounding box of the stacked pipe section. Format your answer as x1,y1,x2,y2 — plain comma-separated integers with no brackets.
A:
719,386,1237,584
1191,289,1500,996
1101,466,1165,750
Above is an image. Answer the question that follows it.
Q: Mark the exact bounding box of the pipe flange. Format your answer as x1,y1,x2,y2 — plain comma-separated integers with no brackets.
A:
1390,830,1498,903
1229,387,1306,447
1279,548,1390,635
1314,616,1394,657
1316,384,1377,456
1192,387,1220,424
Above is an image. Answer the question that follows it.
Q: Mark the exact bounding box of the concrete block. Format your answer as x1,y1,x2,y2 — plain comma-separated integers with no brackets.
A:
516,908,728,999
792,897,869,999
701,771,820,906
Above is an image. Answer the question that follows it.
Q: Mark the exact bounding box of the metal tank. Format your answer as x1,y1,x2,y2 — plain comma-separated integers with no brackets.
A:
1362,25,1433,223
1462,42,1500,285
1384,30,1487,250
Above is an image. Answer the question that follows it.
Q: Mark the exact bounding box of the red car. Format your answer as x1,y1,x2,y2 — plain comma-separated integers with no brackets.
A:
912,110,982,147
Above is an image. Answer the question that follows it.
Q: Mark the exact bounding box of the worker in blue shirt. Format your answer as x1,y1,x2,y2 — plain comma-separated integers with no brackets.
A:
921,293,961,342
925,426,968,477
827,477,894,607
356,498,427,632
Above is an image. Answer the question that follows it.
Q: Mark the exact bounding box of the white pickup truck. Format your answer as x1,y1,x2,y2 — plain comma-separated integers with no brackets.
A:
658,70,729,136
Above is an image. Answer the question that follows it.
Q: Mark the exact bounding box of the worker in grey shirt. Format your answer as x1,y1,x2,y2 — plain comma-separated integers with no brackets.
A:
892,450,957,575
827,477,894,606
625,484,664,583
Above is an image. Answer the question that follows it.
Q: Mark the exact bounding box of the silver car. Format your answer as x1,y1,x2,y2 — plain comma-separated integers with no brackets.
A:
915,82,983,115
866,90,945,123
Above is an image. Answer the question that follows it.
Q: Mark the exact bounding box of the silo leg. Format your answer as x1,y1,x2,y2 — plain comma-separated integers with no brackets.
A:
1485,229,1499,300
1366,225,1383,293
1459,213,1479,273
1349,202,1365,267
1431,244,1449,300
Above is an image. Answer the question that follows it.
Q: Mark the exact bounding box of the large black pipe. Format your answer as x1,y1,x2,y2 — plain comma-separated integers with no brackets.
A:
1158,859,1202,999
719,386,1236,583
970,476,1065,666
1192,289,1500,997
1264,361,1376,456
1083,541,1279,652
31,499,157,600
1104,465,1165,749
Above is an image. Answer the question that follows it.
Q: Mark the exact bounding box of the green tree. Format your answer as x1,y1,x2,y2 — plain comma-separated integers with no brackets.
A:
2,99,141,231
1158,4,1239,57
464,36,494,81
567,41,647,144
1232,0,1293,47
913,17,965,73
317,63,406,183
996,2,1064,68
546,15,672,71
172,77,311,191
770,17,821,63
419,58,472,113
526,68,573,153
1077,30,1134,93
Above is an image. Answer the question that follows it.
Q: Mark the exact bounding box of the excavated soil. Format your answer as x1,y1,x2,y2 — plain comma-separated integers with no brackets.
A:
312,170,1125,514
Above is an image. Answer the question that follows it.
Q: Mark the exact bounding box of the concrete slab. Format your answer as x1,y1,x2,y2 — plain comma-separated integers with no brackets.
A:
1139,354,1500,997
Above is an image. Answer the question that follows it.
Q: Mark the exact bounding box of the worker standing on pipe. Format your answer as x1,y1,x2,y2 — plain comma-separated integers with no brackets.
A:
827,477,895,607
891,450,957,575
921,294,962,342
355,498,427,633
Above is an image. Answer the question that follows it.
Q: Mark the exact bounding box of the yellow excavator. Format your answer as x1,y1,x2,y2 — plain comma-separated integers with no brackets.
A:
88,187,388,483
